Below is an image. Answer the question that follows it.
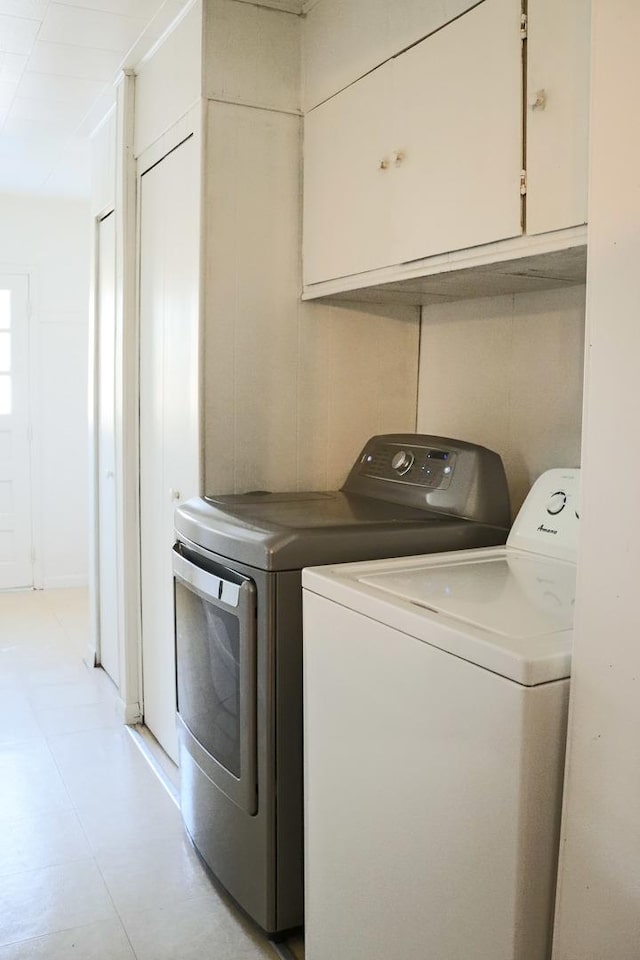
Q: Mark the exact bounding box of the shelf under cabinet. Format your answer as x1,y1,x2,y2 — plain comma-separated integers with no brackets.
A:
301,226,587,307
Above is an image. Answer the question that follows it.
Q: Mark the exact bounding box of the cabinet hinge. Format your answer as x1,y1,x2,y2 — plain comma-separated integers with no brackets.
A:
520,12,528,39
520,170,527,196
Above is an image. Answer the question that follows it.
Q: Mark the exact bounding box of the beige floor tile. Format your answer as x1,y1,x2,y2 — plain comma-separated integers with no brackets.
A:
0,859,117,947
47,726,171,808
0,919,135,959
120,891,276,960
22,657,93,689
0,738,73,822
0,588,288,959
97,831,216,915
75,788,183,859
35,699,122,737
0,689,42,744
0,808,91,877
27,676,107,712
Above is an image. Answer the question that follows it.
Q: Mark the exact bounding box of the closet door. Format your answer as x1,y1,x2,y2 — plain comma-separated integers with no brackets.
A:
96,210,119,684
139,133,201,763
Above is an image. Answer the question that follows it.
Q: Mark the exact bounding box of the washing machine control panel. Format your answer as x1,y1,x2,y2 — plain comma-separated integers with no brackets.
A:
508,468,580,562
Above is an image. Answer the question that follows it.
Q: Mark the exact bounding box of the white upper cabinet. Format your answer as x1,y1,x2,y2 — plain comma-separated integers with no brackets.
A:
303,0,481,111
303,0,391,111
303,0,523,286
304,59,394,281
389,0,522,268
525,0,591,235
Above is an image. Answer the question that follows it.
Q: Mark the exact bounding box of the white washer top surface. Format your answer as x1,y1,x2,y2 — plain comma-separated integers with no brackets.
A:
359,551,575,639
302,468,580,686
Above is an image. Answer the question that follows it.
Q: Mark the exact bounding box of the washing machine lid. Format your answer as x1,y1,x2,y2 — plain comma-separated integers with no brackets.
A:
303,547,575,685
359,551,575,639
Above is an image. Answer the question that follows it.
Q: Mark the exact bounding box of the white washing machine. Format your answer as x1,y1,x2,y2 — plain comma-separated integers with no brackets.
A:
302,468,580,960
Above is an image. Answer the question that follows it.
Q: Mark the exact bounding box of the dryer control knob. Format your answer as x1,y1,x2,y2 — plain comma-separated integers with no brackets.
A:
546,491,567,515
391,450,414,475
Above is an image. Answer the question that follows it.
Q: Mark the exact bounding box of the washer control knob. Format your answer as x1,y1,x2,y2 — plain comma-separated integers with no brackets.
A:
546,491,567,515
391,450,414,475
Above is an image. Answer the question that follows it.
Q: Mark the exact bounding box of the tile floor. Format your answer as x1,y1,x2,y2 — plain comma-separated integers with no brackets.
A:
0,588,304,959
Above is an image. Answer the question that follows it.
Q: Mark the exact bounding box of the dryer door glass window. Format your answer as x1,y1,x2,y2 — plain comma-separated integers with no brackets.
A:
176,586,243,775
173,543,257,814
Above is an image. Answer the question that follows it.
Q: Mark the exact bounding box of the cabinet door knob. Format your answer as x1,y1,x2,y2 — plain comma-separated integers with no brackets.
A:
392,150,405,166
529,89,547,110
379,158,390,170
170,488,181,501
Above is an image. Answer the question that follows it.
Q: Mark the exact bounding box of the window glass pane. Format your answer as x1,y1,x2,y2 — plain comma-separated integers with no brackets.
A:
0,375,11,415
0,332,10,373
0,291,10,330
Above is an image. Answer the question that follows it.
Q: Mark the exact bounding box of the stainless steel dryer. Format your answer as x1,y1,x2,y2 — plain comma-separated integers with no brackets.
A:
172,434,511,938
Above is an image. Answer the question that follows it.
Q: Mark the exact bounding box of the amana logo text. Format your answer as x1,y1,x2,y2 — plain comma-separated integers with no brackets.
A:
537,524,558,535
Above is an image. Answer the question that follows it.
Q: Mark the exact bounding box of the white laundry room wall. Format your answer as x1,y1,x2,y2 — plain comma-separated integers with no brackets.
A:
416,285,586,516
0,193,91,587
552,1,640,955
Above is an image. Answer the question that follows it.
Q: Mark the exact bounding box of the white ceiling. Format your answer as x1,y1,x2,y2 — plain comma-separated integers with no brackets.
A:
0,0,187,198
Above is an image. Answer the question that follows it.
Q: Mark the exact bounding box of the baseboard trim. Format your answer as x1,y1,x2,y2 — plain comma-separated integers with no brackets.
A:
42,575,89,589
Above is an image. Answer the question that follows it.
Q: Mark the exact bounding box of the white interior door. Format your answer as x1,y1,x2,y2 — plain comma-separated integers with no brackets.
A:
139,134,200,763
96,211,120,684
0,275,32,590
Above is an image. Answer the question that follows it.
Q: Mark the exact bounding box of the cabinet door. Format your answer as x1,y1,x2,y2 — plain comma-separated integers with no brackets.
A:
391,0,523,265
303,0,481,112
303,0,390,111
303,61,394,285
526,0,590,235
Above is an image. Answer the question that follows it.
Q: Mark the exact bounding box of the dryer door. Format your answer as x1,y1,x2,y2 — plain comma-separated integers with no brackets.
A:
173,543,257,814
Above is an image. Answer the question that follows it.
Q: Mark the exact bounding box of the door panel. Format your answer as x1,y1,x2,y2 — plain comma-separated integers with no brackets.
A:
0,274,32,590
526,0,590,234
139,134,200,763
303,62,394,284
96,211,119,683
303,0,522,287
391,0,523,263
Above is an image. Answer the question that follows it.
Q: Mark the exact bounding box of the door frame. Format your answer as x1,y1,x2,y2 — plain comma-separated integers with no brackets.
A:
88,73,143,724
89,208,118,680
91,91,203,726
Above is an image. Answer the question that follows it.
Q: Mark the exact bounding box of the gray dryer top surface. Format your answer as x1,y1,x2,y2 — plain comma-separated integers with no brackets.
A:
173,434,511,572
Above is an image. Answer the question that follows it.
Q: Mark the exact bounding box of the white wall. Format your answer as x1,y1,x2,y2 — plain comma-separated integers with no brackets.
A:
134,0,202,158
202,1,420,494
417,285,585,515
0,194,90,587
552,2,640,955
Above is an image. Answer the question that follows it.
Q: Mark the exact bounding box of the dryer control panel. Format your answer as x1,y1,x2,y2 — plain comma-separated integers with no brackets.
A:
359,439,457,489
343,434,511,529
